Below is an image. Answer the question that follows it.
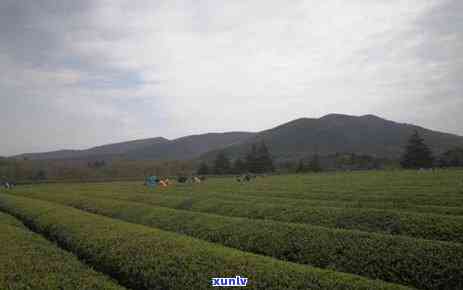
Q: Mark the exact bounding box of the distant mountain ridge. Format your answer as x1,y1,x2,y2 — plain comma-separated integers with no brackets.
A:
15,137,169,160
200,114,463,162
14,133,256,161
13,114,463,162
125,132,256,161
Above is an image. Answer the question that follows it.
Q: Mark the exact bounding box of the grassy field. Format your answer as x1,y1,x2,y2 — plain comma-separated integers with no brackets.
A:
1,169,463,289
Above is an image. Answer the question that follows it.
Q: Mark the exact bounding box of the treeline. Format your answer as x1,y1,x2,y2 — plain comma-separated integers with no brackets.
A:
196,131,463,175
287,131,463,173
197,142,274,175
0,158,196,182
401,130,463,169
295,154,322,173
438,147,463,167
279,153,388,174
2,131,462,182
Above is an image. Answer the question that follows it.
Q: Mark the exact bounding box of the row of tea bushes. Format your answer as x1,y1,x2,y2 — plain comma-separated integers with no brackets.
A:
0,194,410,290
0,209,125,290
0,211,27,229
26,193,463,290
81,191,463,243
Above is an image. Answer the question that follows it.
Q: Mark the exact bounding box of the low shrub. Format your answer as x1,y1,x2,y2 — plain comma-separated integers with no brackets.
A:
0,211,125,290
0,194,410,290
83,191,463,243
0,211,26,229
25,193,463,290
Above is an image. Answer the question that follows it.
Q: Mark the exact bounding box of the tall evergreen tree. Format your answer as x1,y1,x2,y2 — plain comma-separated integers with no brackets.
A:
232,158,246,174
307,154,322,172
400,130,434,169
34,169,47,180
213,152,231,174
244,142,274,173
245,144,258,173
296,159,306,173
256,141,274,173
197,162,210,175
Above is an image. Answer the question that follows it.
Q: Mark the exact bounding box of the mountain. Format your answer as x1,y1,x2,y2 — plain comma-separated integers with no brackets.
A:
125,132,256,161
12,114,463,163
14,132,256,162
15,137,169,160
200,114,463,162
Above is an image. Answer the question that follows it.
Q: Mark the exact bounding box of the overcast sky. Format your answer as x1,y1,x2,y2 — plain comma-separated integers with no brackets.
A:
1,0,462,156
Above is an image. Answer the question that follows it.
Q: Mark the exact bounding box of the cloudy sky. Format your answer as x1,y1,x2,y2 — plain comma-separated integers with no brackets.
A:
1,0,462,156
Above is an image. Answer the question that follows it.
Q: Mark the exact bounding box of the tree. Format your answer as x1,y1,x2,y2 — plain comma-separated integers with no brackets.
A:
245,144,258,173
213,152,231,174
34,169,47,180
233,158,246,174
256,141,275,173
296,159,306,173
244,142,274,173
400,130,434,169
88,160,106,169
307,154,322,172
279,161,296,173
439,147,463,167
197,162,210,175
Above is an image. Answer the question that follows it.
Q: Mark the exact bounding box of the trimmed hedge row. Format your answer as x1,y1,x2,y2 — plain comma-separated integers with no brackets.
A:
135,190,463,216
0,194,410,290
0,211,125,290
192,190,463,207
36,193,463,290
186,193,463,216
10,178,463,215
79,191,463,243
0,211,26,229
179,170,463,206
189,198,463,243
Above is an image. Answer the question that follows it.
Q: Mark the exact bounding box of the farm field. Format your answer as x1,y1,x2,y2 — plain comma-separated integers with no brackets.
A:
1,169,463,289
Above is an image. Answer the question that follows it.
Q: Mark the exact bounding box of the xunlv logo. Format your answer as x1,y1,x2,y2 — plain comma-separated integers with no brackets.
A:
211,276,248,287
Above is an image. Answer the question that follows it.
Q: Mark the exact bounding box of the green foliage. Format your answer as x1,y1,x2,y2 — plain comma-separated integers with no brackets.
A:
9,181,463,243
245,144,258,173
213,151,231,174
439,147,463,167
174,197,463,243
331,153,383,170
307,154,322,172
296,159,306,173
201,114,463,163
232,158,246,174
401,130,434,168
4,170,463,289
0,211,26,229
22,193,463,290
256,141,275,172
9,169,463,211
0,158,196,182
196,161,210,175
0,195,409,290
88,160,106,168
0,211,125,290
244,142,274,173
30,181,462,243
34,169,47,180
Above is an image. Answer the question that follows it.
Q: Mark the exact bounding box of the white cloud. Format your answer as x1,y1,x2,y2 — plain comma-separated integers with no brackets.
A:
0,0,462,155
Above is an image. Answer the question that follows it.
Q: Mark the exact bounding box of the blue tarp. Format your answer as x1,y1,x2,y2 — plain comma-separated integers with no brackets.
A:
145,176,158,188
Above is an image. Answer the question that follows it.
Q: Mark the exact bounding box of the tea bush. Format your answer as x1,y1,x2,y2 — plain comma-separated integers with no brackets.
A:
0,194,410,290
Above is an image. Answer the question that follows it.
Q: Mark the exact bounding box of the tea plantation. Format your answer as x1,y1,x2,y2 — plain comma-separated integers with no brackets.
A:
1,169,463,289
